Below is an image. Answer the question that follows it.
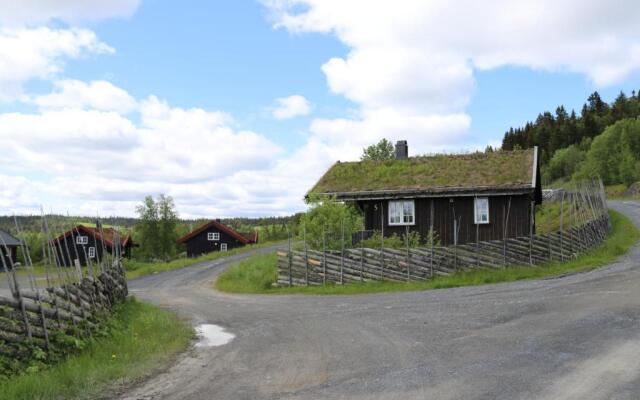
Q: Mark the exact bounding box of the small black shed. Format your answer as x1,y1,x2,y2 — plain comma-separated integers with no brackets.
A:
0,229,21,270
177,220,258,258
308,142,542,246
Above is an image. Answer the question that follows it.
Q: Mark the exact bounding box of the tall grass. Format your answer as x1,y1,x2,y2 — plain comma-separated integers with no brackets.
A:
0,299,193,400
216,210,639,295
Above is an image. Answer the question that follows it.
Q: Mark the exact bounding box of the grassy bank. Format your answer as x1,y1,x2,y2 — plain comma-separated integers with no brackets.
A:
0,298,193,400
216,209,639,295
124,240,283,280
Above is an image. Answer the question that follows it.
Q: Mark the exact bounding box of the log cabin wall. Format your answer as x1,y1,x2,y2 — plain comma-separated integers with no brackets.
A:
184,228,246,257
358,194,533,246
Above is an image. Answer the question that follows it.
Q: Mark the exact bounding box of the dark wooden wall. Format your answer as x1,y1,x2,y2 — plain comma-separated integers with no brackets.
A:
53,231,133,267
358,194,534,246
184,228,246,258
0,246,18,270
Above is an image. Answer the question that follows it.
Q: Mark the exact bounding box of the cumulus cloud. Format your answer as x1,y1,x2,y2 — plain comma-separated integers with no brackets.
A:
266,0,640,90
32,79,138,113
271,94,312,119
263,0,640,156
0,0,141,26
0,80,295,217
0,28,113,101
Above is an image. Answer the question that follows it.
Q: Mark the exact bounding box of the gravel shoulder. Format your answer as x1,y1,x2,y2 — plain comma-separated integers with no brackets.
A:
120,201,640,400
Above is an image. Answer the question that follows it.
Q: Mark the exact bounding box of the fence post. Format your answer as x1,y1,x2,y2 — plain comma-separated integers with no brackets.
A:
405,225,410,281
380,202,385,280
529,200,534,266
287,225,292,287
303,224,309,286
360,231,364,282
322,230,327,286
340,218,345,285
14,215,50,349
475,196,480,268
430,200,434,278
502,204,507,267
453,218,458,270
560,191,565,261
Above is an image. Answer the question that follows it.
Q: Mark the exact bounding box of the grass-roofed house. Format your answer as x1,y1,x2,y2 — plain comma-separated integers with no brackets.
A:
308,141,542,246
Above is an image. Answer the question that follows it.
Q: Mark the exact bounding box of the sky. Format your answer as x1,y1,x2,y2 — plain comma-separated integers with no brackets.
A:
1,0,640,218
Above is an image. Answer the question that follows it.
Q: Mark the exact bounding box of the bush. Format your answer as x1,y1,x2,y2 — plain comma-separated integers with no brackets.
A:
359,230,439,249
544,144,586,183
299,196,363,251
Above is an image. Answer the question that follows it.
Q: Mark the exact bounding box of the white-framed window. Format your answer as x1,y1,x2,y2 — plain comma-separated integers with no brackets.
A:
220,243,228,252
207,232,220,241
388,200,415,225
474,197,490,224
88,247,96,258
76,236,88,245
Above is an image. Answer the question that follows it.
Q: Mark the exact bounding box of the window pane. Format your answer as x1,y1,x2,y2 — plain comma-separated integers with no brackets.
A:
404,201,414,223
475,198,489,223
389,201,401,223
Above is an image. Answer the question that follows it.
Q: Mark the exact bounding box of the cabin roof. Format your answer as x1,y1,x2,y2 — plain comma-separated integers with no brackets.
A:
0,229,21,247
308,148,539,200
177,220,256,245
53,225,134,248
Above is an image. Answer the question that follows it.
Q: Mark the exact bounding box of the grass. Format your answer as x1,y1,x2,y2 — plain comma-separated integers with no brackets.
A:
215,210,639,295
124,240,284,280
535,201,580,233
605,183,640,200
311,149,534,194
0,298,193,400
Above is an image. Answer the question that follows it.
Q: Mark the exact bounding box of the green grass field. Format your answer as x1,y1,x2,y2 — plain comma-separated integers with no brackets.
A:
122,240,284,280
0,298,193,400
216,210,639,295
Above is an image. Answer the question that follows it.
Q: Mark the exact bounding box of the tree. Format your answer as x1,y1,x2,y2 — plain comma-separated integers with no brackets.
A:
576,118,640,185
361,139,395,161
157,194,179,259
299,195,363,250
543,145,586,183
135,194,179,260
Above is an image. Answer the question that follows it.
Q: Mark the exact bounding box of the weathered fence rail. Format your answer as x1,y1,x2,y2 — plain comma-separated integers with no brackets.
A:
0,263,127,357
278,180,610,286
0,214,129,363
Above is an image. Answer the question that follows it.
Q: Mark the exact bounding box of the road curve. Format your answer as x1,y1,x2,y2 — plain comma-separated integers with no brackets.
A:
119,201,640,400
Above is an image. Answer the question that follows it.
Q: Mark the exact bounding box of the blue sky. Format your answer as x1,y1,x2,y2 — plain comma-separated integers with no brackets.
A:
1,0,640,217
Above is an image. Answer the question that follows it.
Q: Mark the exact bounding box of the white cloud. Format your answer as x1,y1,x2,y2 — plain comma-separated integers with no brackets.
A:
32,79,138,113
266,0,640,91
0,0,141,26
272,94,312,119
263,0,640,157
0,80,296,217
0,28,113,101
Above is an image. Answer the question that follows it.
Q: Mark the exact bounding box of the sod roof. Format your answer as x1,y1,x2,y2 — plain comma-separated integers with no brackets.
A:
309,148,537,199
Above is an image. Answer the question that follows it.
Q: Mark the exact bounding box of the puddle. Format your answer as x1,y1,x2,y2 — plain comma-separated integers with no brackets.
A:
195,324,235,347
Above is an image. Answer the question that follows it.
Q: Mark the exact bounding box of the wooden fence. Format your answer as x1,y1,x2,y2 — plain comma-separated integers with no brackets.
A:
0,262,127,358
0,214,129,363
277,181,610,286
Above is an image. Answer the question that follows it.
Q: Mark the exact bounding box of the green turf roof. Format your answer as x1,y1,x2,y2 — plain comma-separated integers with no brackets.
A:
309,148,536,196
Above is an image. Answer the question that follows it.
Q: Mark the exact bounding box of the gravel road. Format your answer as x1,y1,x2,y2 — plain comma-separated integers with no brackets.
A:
119,200,640,400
